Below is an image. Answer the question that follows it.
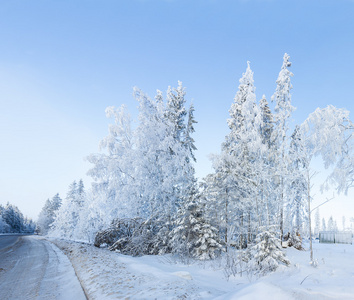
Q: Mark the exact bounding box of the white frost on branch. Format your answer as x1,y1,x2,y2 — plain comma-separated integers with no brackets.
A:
301,105,354,194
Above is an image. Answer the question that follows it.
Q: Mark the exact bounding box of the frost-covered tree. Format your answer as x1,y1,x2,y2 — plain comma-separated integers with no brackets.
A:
170,194,223,260
87,104,135,224
205,62,267,248
0,204,10,233
37,199,52,234
271,53,296,240
259,95,274,149
0,203,34,234
77,179,85,206
76,191,104,242
286,125,307,236
258,95,278,228
207,62,251,246
321,218,326,232
247,228,290,277
301,105,353,194
0,214,11,233
165,81,187,142
327,216,335,231
37,194,62,235
184,103,197,163
2,203,22,232
51,180,86,239
299,105,353,261
133,85,195,222
86,82,197,251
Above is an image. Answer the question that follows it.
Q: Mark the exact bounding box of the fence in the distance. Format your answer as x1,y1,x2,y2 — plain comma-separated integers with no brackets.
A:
319,231,352,244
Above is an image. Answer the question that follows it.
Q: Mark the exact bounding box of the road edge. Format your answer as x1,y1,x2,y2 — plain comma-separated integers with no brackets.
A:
45,238,90,300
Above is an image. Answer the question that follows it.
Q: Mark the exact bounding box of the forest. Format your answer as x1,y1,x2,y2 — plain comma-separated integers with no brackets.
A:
0,203,35,234
35,54,354,276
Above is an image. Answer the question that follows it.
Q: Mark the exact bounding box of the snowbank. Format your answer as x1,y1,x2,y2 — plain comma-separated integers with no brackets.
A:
50,238,354,299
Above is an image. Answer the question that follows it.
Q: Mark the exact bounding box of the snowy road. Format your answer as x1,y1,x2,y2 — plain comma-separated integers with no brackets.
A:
0,235,86,300
0,235,20,250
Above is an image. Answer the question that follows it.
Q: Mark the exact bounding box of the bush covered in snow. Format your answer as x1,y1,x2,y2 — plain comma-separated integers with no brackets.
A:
287,231,304,250
170,199,224,260
94,217,172,256
109,217,171,256
94,218,141,248
247,229,290,276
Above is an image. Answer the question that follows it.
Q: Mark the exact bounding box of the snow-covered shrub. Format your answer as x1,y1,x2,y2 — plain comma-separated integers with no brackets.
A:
222,248,249,280
170,200,223,260
287,231,303,250
107,217,171,256
247,229,290,276
94,218,141,248
94,227,121,248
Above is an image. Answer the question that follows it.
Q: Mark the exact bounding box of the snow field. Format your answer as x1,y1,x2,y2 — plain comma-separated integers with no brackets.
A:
50,238,354,300
51,238,242,299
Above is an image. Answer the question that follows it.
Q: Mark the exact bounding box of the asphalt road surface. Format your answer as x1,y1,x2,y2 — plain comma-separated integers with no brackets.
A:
0,235,86,300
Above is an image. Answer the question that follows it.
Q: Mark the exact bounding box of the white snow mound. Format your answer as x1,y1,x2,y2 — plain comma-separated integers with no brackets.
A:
172,271,193,280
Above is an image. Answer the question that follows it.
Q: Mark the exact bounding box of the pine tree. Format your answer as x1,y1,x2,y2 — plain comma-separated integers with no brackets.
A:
327,216,334,231
287,125,307,236
51,193,62,211
2,203,25,233
37,194,62,235
0,214,11,233
165,81,187,142
37,199,52,234
51,181,86,239
248,228,290,276
271,53,296,241
322,218,327,231
184,103,197,163
259,95,274,148
170,194,223,260
259,95,277,228
134,84,197,249
77,179,85,206
205,62,267,249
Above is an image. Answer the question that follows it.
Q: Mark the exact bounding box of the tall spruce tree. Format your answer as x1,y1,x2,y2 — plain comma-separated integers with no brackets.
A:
271,53,295,240
37,194,62,235
287,125,307,236
206,62,265,248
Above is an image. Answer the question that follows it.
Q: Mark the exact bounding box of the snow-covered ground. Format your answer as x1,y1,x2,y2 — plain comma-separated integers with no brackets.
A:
50,238,354,299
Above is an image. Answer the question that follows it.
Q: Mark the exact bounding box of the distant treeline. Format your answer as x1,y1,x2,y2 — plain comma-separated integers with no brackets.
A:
0,203,35,234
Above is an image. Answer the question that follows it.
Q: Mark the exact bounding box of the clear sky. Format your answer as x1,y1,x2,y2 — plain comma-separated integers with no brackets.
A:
0,0,353,225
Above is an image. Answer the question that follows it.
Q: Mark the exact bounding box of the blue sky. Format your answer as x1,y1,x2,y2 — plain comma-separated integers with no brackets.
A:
0,0,353,222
